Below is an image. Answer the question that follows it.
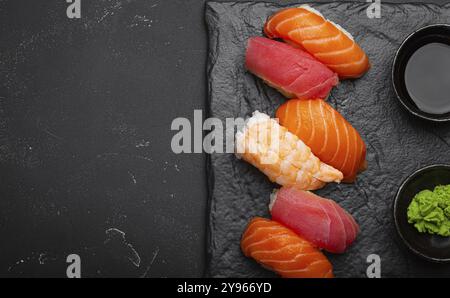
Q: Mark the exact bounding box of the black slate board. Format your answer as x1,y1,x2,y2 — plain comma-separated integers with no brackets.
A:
205,1,450,278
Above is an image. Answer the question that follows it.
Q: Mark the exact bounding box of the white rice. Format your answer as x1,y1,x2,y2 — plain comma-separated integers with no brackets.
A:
299,4,325,18
269,189,279,212
299,4,355,41
235,111,272,158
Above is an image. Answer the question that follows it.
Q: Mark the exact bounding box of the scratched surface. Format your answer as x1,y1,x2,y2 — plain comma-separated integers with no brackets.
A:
0,0,448,278
0,0,206,277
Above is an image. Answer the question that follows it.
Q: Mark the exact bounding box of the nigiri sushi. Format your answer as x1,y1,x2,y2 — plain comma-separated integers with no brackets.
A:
264,5,370,79
235,111,343,191
241,217,334,278
276,99,367,183
270,187,360,254
246,37,339,100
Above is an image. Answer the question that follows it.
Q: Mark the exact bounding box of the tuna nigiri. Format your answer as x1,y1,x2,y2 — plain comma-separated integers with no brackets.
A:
264,5,370,79
276,99,367,183
246,37,339,100
235,111,343,191
241,217,334,278
270,187,360,254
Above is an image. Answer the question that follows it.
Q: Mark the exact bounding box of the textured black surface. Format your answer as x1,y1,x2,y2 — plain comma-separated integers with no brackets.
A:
0,0,207,277
206,1,450,277
394,165,450,262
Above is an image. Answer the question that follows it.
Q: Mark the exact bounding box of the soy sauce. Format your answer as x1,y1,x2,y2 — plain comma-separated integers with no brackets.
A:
405,42,450,115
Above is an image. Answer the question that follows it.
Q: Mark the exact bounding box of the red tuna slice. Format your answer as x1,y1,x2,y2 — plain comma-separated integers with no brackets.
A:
332,199,360,246
269,187,359,253
245,37,339,100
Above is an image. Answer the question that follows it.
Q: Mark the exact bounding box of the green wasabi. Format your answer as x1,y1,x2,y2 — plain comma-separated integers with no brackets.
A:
407,185,450,237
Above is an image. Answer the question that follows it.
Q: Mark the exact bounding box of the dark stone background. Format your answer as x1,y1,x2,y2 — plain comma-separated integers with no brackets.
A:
0,0,447,277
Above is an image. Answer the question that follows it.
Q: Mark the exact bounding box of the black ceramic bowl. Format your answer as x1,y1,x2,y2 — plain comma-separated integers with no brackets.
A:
394,164,450,262
392,24,450,122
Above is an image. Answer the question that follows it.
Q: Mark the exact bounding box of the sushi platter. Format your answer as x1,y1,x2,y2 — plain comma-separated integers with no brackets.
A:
205,1,450,277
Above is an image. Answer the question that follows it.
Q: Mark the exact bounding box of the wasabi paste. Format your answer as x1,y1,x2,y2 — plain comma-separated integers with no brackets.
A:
407,185,450,237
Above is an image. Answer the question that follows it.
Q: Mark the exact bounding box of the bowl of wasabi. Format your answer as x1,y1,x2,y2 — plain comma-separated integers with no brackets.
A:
394,164,450,263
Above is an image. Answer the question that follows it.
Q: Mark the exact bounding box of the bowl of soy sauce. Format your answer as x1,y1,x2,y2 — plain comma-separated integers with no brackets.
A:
392,24,450,122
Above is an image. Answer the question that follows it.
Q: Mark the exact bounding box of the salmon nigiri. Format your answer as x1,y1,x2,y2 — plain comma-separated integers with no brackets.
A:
270,187,360,254
276,99,367,182
241,217,334,278
264,5,370,79
246,37,339,100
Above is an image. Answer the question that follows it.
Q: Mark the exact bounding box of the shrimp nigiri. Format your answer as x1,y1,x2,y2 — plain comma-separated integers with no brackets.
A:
235,111,343,191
